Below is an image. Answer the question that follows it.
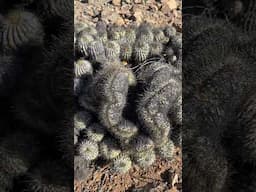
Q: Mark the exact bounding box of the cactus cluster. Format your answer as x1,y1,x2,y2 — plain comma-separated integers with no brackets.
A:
183,6,256,192
0,1,72,191
74,21,182,175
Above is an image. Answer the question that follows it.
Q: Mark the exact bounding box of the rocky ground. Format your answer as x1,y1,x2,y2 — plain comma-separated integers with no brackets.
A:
75,0,181,30
74,148,181,192
74,0,182,191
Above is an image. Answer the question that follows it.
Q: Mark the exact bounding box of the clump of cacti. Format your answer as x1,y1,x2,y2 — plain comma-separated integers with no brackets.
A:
74,21,182,175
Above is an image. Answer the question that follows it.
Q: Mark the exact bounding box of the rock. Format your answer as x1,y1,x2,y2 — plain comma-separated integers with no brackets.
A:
161,0,177,11
133,9,143,23
172,173,179,187
84,6,95,17
114,15,125,25
148,4,159,12
112,0,121,6
134,0,143,4
123,0,131,3
101,8,114,18
87,0,110,5
93,17,99,23
101,9,124,25
120,4,132,15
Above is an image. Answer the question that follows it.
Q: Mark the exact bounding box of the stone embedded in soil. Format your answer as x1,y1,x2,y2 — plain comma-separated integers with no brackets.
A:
101,8,125,25
115,16,125,25
112,0,121,6
148,3,159,11
83,6,96,17
162,0,178,10
134,0,143,4
87,0,110,5
133,9,143,23
75,0,181,29
74,148,182,191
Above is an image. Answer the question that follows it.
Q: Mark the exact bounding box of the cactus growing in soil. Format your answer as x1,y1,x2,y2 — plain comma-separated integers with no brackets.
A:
86,123,105,142
77,140,99,161
74,155,92,181
100,137,121,160
112,154,132,174
74,21,182,175
130,135,155,168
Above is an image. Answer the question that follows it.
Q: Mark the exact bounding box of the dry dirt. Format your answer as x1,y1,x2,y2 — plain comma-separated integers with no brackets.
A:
75,0,181,30
74,148,182,192
74,0,182,191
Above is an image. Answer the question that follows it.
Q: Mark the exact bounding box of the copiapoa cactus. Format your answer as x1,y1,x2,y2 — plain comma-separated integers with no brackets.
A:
74,21,182,176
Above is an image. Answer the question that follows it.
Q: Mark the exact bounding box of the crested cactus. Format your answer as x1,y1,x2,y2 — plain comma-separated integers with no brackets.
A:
74,21,182,175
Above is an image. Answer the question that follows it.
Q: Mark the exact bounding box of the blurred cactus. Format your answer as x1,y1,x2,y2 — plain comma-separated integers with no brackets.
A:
0,0,73,190
0,9,44,52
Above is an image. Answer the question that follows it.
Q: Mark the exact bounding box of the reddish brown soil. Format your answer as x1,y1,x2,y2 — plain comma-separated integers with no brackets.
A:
74,148,181,192
75,0,181,31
